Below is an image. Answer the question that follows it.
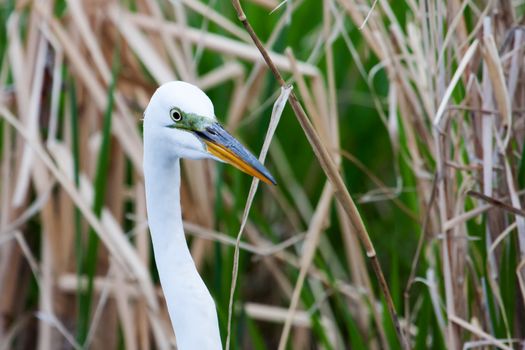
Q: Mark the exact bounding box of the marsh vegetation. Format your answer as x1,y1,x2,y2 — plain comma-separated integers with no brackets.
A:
1,0,525,349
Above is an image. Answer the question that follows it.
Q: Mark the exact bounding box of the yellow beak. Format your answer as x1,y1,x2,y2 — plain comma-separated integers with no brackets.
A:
195,123,276,185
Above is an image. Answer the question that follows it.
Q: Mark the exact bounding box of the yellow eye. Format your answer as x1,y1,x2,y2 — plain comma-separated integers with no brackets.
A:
170,108,182,122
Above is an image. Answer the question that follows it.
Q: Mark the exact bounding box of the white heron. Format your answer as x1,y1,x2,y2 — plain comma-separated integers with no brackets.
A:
143,81,276,349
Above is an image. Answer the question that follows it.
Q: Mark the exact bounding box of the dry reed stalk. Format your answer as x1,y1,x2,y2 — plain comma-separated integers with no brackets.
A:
180,0,252,43
185,221,305,256
225,85,290,349
0,11,52,348
247,0,277,9
229,1,410,349
339,194,388,347
113,264,137,350
134,182,151,350
38,9,144,171
197,62,244,90
170,0,196,81
144,0,190,82
277,183,333,349
127,12,320,77
66,0,111,82
56,274,136,296
449,315,513,350
279,5,348,340
244,302,336,332
219,185,373,308
285,49,330,145
226,65,266,128
110,7,176,85
226,0,302,129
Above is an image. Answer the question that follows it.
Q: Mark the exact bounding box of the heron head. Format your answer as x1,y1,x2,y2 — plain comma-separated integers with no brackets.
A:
144,81,276,185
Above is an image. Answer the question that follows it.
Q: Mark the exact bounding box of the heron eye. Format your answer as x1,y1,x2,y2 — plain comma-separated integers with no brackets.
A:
170,108,182,122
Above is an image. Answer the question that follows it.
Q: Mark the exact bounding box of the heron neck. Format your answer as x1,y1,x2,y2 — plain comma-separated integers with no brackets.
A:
143,154,222,350
144,156,187,257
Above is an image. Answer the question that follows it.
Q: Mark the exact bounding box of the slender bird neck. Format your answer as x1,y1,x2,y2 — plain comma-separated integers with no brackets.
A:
143,145,222,349
144,155,188,257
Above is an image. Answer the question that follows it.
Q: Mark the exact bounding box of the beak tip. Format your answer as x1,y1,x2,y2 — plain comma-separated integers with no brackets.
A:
261,171,277,186
199,122,278,186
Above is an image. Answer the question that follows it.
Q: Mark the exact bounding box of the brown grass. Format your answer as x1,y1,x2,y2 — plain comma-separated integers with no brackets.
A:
2,0,525,349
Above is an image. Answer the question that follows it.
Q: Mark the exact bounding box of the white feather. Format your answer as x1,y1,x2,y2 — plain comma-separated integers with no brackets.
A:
143,81,222,350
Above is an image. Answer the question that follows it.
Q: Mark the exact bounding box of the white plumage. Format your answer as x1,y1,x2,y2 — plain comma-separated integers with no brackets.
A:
143,81,275,349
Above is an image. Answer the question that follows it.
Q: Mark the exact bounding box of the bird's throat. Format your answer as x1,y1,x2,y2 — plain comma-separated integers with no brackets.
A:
144,157,186,255
143,155,222,349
